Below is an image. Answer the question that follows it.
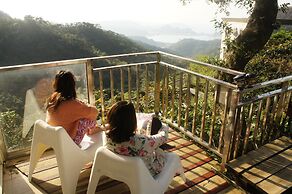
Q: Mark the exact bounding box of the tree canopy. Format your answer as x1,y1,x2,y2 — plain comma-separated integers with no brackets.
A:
182,0,291,72
0,13,146,66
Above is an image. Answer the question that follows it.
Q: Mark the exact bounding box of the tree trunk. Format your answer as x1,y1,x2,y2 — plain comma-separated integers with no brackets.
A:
224,0,278,71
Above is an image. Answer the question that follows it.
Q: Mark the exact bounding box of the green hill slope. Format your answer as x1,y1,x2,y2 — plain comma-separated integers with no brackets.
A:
167,38,221,58
0,12,146,66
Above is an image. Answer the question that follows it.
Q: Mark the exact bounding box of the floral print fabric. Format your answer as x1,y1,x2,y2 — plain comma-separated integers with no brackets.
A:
73,118,96,145
106,118,169,177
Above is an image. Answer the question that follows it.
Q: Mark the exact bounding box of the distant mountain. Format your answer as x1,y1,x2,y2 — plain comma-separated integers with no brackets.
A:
129,36,221,58
0,12,148,66
129,36,171,48
167,38,221,58
100,21,219,41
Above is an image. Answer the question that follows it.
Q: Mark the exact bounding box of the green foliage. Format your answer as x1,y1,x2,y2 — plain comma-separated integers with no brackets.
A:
189,55,223,78
168,39,221,58
245,29,292,82
0,110,30,150
0,92,30,151
0,12,146,67
0,92,23,113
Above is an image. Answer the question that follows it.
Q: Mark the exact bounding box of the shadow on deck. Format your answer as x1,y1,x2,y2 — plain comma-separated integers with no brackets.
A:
227,136,292,194
3,129,244,194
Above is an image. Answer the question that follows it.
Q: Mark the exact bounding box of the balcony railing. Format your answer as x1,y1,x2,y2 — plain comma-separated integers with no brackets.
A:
0,51,291,168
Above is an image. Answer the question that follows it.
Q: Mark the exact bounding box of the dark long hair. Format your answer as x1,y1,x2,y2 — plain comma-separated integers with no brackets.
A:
107,101,137,143
46,70,77,110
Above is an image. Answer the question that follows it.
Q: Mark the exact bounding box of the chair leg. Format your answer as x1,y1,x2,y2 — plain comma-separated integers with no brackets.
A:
87,172,101,194
178,165,186,182
87,157,103,194
28,142,49,182
55,151,84,194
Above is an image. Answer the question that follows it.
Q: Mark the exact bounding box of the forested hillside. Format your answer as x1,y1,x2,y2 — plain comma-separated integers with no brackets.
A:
0,11,146,66
168,39,220,58
130,36,221,58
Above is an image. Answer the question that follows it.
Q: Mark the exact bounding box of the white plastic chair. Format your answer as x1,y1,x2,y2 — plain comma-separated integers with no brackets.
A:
28,119,106,194
87,146,186,194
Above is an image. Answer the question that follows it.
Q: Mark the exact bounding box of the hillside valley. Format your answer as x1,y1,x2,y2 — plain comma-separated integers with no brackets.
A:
129,36,221,58
0,11,221,67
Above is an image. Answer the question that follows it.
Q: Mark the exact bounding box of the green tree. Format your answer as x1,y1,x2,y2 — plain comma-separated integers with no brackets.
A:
182,0,290,71
245,29,292,82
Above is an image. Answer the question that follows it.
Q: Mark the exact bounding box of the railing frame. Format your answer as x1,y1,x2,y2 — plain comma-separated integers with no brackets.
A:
0,51,291,171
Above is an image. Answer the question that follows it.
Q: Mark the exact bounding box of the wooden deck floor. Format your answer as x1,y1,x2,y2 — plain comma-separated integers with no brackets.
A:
227,136,292,194
4,129,245,194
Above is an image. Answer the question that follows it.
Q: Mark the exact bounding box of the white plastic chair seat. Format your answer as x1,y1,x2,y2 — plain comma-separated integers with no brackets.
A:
87,146,186,194
28,119,106,194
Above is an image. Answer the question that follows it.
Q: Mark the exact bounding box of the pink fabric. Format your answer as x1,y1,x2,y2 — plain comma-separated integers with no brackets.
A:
73,119,96,145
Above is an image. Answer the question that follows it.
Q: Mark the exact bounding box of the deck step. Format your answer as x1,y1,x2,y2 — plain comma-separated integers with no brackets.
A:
227,136,292,194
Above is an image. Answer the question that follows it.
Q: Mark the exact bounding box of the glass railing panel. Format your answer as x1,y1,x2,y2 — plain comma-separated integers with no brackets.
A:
0,63,88,154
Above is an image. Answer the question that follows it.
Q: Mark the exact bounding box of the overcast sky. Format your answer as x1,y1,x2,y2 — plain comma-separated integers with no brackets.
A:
2,0,247,30
2,0,291,41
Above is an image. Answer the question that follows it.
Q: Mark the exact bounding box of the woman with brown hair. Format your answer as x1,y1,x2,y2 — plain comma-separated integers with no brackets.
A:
106,101,169,177
46,70,101,145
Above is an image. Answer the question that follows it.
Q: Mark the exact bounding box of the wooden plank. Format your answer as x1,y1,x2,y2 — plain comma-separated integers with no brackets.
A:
228,136,292,173
178,72,183,127
242,148,292,184
95,182,129,194
256,164,292,194
166,162,216,194
3,167,45,194
209,84,220,146
7,149,55,167
165,66,170,116
184,74,191,130
99,71,105,124
16,156,57,174
127,67,131,100
120,68,124,100
171,70,176,122
218,89,231,153
253,100,263,146
110,69,114,105
144,65,148,107
217,186,245,194
242,103,254,155
178,175,228,194
200,80,209,141
136,65,140,111
9,129,226,194
162,65,166,115
191,77,200,135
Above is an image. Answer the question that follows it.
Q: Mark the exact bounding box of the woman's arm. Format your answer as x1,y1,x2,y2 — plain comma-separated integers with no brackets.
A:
140,124,169,152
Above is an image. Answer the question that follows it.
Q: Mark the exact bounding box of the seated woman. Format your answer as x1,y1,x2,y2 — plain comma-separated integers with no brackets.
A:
106,101,169,177
46,70,101,145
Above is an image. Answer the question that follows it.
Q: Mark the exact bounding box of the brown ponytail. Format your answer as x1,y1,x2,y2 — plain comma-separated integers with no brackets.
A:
46,70,77,110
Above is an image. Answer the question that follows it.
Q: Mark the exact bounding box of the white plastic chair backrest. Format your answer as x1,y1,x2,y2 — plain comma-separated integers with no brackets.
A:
34,120,82,153
95,146,155,187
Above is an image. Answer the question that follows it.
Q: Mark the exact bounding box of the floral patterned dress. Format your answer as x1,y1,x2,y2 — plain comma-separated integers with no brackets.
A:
106,124,169,177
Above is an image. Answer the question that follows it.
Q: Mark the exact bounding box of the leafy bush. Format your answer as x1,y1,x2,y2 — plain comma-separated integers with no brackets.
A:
245,29,292,82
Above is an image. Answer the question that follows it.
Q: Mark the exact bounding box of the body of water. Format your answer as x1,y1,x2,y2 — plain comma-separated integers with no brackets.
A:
147,34,221,43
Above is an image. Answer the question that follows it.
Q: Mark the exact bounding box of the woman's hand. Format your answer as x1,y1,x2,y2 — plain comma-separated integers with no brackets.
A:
87,125,103,135
87,124,110,135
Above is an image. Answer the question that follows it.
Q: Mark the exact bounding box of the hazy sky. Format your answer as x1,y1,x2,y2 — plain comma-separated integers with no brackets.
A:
2,0,247,30
2,0,291,41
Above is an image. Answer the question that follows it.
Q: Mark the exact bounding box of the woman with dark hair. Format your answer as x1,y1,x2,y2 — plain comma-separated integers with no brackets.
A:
46,70,101,145
106,101,169,177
